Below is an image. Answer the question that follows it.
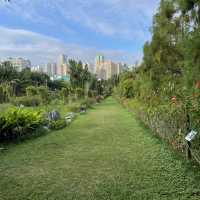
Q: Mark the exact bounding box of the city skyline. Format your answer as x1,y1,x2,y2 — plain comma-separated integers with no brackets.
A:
0,0,159,65
1,53,128,80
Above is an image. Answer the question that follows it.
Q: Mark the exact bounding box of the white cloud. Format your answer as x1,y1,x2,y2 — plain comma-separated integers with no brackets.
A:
1,0,159,41
0,26,141,65
0,0,159,65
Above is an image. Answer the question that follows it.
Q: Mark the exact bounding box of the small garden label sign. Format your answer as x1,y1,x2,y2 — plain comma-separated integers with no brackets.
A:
185,130,197,142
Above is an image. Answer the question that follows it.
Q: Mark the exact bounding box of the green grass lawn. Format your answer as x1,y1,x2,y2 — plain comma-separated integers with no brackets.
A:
0,103,13,113
0,97,200,200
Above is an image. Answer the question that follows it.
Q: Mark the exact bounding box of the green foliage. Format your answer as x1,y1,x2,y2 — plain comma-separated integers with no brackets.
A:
1,98,200,200
115,0,200,156
0,59,107,103
61,87,70,104
119,79,135,98
0,108,44,141
20,68,50,88
26,86,38,96
37,86,51,105
75,87,84,99
69,60,91,89
0,62,18,83
12,96,41,107
0,83,14,103
80,98,96,108
49,119,67,130
88,90,97,98
68,103,81,113
0,62,52,97
68,59,109,97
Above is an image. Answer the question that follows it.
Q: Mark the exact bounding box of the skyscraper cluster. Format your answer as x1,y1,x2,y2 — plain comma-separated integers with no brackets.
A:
95,55,126,80
32,54,70,81
1,54,129,81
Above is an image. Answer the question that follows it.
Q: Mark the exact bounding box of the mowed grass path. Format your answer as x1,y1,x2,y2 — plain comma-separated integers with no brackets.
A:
1,98,200,200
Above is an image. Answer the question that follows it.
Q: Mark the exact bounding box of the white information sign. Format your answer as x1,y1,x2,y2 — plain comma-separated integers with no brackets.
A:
185,130,197,142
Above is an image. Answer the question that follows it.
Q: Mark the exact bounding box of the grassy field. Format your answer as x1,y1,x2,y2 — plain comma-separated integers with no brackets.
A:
0,103,13,113
0,98,200,200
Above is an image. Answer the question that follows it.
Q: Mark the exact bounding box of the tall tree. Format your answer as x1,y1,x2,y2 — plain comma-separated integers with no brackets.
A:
0,62,18,83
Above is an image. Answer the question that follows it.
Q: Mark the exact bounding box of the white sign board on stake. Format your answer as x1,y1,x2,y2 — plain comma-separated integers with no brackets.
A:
185,130,198,142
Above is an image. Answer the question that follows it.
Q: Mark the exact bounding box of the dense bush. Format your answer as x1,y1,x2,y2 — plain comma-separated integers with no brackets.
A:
61,87,70,104
0,83,14,103
37,86,51,105
80,98,96,108
12,96,41,107
26,86,38,96
88,90,97,98
119,79,135,98
113,0,200,162
96,95,104,103
68,103,81,113
120,98,187,151
0,108,44,141
48,119,67,130
117,82,200,154
75,88,84,99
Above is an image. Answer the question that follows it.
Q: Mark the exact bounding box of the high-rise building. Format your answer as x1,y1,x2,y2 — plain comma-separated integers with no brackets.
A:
31,65,44,73
59,54,67,65
117,63,125,74
95,55,104,76
52,63,57,76
105,61,118,79
57,54,69,76
95,55,122,80
7,57,31,72
95,55,104,66
95,55,105,79
45,62,57,77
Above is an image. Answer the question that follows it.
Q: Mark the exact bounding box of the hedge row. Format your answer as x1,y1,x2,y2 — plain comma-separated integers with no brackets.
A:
0,96,104,142
119,98,191,153
0,108,44,141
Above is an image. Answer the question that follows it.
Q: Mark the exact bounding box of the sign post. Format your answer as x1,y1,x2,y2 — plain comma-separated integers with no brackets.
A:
185,130,197,160
186,113,191,160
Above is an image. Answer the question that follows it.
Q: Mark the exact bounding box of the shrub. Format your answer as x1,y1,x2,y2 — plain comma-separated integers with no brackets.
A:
103,86,112,98
13,95,41,107
49,119,67,130
0,108,44,141
50,90,60,100
68,103,81,113
121,98,187,151
26,86,38,96
75,88,84,99
88,90,97,98
80,98,96,108
0,83,14,103
12,96,41,107
37,86,51,105
119,79,135,98
96,95,104,103
60,87,70,104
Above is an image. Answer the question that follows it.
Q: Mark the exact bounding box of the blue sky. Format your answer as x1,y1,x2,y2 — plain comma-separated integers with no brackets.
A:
0,0,159,65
